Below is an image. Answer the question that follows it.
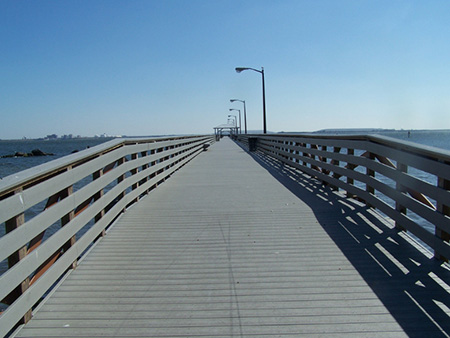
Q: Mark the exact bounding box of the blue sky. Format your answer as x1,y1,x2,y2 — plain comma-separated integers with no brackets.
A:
1,0,450,139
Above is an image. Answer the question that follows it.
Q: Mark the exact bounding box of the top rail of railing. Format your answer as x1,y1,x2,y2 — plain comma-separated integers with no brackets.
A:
249,133,450,161
0,134,214,337
238,133,450,263
0,136,210,197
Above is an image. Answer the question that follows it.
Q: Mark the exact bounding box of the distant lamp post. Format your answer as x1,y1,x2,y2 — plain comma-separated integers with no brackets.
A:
235,67,266,134
229,108,241,134
228,114,238,136
230,99,247,134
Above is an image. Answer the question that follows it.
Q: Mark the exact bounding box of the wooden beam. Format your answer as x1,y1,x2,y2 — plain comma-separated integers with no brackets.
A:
4,188,32,323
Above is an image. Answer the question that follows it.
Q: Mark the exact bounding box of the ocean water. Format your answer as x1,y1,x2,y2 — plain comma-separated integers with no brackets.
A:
0,137,115,180
372,129,450,151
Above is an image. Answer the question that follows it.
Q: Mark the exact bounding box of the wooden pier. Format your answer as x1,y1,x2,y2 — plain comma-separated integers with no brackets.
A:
5,137,449,337
1,134,450,337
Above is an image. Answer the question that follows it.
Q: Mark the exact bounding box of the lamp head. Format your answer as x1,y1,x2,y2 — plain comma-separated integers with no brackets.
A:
235,67,248,73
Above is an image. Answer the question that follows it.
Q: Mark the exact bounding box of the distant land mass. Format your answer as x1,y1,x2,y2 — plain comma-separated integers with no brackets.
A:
313,128,396,134
278,128,450,135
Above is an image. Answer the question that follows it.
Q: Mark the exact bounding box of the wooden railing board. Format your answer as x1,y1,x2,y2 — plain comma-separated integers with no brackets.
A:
0,135,213,335
0,147,128,225
0,162,128,263
364,142,450,181
0,139,124,196
257,137,450,209
258,135,450,180
1,137,210,263
271,146,445,216
0,136,209,200
239,133,450,263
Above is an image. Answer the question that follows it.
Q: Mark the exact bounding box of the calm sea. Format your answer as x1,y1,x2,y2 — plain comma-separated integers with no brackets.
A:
0,137,115,180
372,129,450,151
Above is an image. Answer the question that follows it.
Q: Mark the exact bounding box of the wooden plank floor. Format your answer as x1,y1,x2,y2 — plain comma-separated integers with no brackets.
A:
14,138,450,337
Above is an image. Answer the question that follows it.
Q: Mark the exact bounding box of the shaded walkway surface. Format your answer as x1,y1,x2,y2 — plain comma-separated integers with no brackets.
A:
15,138,450,337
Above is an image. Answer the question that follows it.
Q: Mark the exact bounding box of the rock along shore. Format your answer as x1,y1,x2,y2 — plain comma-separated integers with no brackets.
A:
1,149,55,158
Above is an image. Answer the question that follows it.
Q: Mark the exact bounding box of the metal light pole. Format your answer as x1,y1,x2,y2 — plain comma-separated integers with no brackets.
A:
230,99,247,134
228,114,238,136
235,67,266,134
229,108,241,134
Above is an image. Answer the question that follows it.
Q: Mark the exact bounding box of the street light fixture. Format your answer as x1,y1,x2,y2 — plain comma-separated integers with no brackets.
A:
229,108,241,134
230,99,247,134
235,67,266,134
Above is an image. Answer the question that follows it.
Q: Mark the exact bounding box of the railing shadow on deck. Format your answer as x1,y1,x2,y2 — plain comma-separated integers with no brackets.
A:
235,141,450,337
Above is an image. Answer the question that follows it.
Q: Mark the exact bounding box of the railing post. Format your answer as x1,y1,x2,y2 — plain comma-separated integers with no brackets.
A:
292,141,298,164
289,141,295,162
157,147,165,185
93,167,106,238
286,140,290,161
131,153,139,192
321,145,328,178
140,151,149,190
117,157,126,202
346,148,355,198
395,162,407,231
310,144,320,172
4,188,32,323
366,152,375,207
301,143,307,167
331,147,341,191
436,171,450,261
149,148,158,190
61,176,77,268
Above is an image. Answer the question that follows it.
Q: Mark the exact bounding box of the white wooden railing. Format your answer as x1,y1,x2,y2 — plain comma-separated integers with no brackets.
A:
0,135,214,336
239,134,450,262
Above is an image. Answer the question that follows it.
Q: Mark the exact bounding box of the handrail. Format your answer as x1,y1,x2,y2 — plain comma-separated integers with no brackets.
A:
0,135,214,336
238,133,450,262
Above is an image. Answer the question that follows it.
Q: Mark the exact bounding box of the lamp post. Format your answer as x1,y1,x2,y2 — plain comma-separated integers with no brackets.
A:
230,99,247,134
229,108,241,134
235,66,266,134
228,114,238,136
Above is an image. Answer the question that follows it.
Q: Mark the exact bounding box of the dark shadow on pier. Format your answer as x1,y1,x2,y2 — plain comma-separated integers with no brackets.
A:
237,142,450,337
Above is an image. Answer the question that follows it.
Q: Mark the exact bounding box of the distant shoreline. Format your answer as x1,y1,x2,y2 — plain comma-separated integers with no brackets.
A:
0,136,116,142
276,128,450,135
313,128,450,133
2,129,450,141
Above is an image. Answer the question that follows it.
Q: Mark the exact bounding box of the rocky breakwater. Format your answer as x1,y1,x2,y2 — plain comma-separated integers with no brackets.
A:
1,149,55,158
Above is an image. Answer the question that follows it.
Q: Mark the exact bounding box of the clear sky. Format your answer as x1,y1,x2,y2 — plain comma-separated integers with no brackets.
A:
1,0,450,139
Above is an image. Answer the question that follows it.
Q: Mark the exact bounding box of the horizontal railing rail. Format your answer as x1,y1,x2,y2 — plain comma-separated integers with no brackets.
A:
239,133,450,262
0,135,214,336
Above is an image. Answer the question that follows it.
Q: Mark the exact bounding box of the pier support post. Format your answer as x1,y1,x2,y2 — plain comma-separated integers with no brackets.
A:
366,152,375,207
395,162,407,231
436,172,450,261
4,189,32,324
346,148,356,198
331,147,341,191
93,167,106,238
61,178,77,267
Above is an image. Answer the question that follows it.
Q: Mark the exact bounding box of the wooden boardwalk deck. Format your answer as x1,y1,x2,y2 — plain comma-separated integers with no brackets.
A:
14,138,450,337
